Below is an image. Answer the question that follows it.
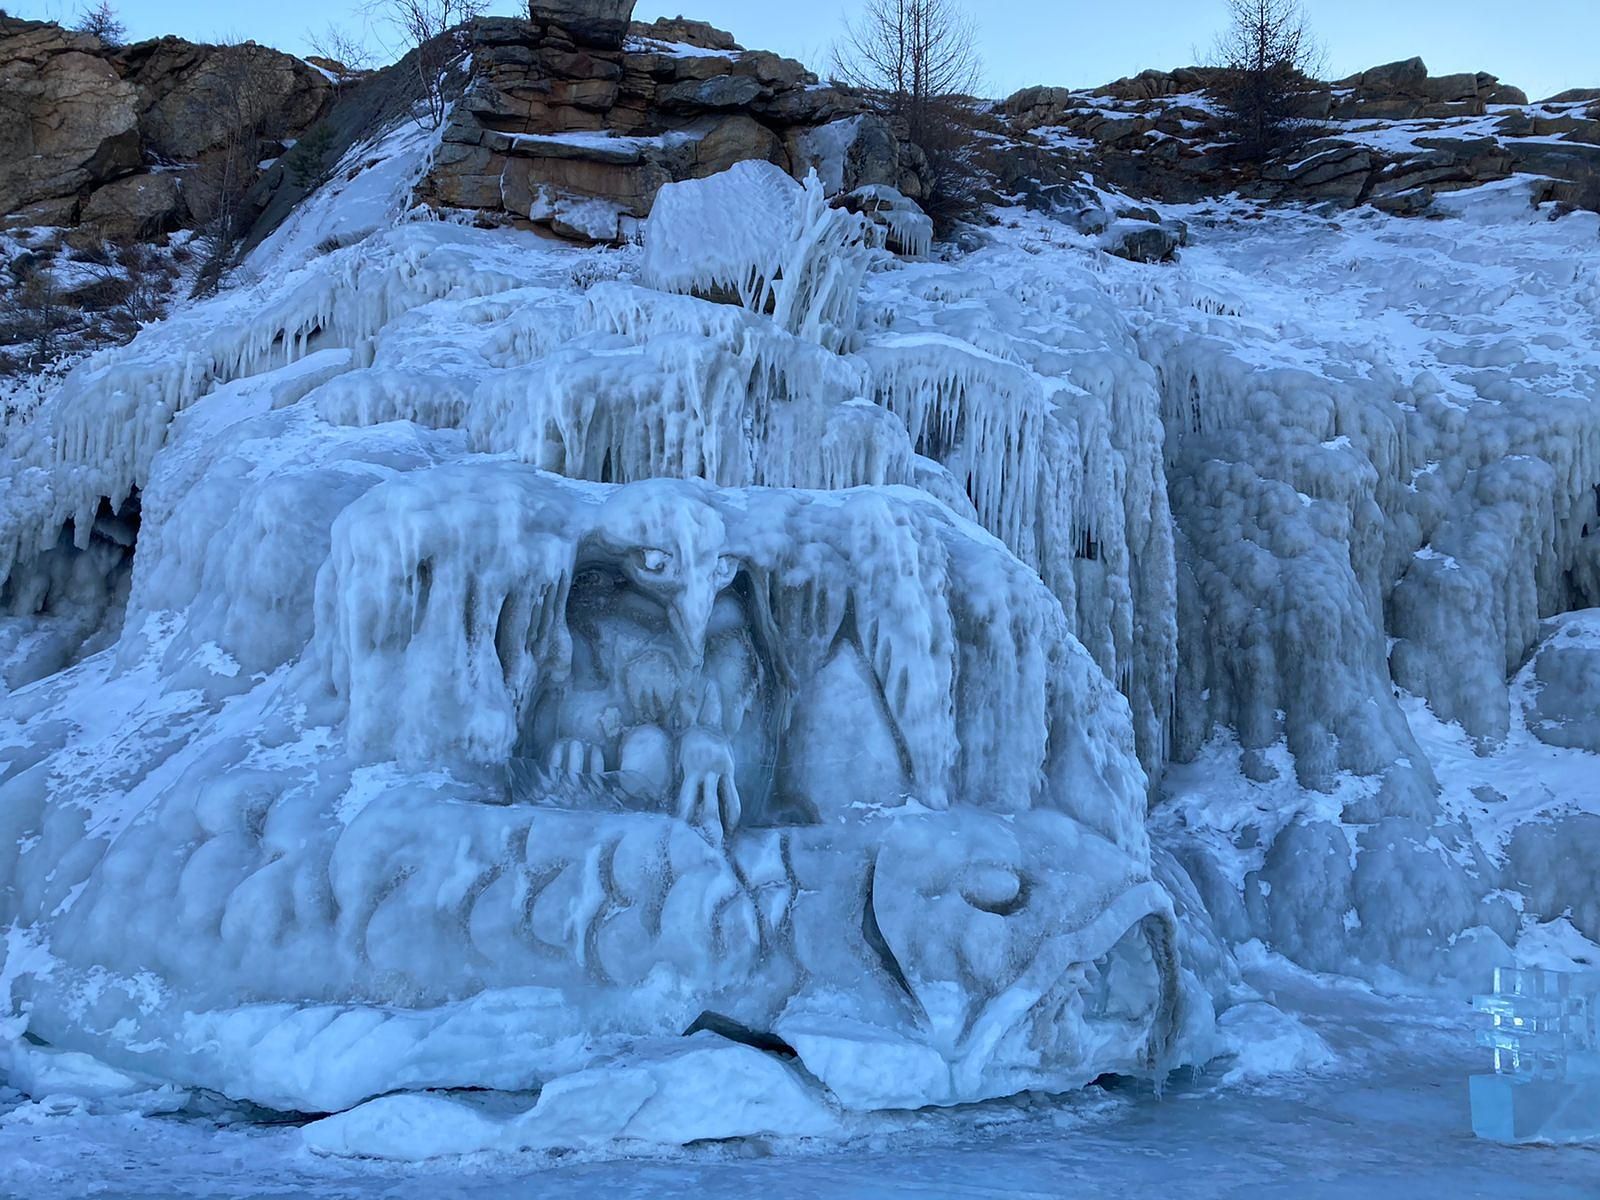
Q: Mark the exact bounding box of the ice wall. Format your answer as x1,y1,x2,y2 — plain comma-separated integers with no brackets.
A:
6,135,1591,1142
1129,194,1600,978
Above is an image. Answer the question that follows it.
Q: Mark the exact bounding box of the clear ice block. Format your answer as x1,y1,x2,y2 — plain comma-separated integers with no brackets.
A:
1471,966,1600,1144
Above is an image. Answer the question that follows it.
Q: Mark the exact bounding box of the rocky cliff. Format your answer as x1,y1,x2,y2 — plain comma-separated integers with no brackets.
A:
6,4,1597,254
421,6,923,243
0,13,333,238
1001,56,1600,216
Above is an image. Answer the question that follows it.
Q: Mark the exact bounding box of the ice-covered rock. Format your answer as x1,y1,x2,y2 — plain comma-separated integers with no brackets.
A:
3,107,1598,1149
0,161,1201,1126
1520,610,1600,754
643,162,872,350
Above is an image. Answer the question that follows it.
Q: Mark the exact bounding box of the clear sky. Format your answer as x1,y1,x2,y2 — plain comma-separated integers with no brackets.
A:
10,0,1597,102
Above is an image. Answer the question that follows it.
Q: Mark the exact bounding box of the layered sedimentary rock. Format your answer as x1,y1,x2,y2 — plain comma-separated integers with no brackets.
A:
422,3,923,241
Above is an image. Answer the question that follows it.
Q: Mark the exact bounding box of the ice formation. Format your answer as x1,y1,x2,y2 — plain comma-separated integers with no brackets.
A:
0,154,1206,1143
1,114,1598,1157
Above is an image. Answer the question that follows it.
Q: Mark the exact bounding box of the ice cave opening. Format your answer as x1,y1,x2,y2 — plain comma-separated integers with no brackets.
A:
0,488,140,697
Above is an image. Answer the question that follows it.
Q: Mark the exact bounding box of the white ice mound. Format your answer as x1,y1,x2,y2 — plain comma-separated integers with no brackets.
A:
303,1033,843,1159
643,162,872,350
1521,609,1600,754
1,467,1179,1115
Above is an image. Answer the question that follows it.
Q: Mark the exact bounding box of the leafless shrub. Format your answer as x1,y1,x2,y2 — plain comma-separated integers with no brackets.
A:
0,260,71,373
307,21,379,79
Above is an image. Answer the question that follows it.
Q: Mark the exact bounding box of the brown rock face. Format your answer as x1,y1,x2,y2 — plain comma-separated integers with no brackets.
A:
0,15,331,238
532,0,639,50
1333,58,1526,120
117,38,332,161
629,17,741,52
421,15,923,242
81,172,183,238
0,16,141,216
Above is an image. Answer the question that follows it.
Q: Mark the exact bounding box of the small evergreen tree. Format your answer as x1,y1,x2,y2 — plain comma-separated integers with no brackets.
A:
75,1,126,47
286,123,338,191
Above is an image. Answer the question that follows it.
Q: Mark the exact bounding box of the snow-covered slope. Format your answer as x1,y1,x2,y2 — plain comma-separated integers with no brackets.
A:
0,105,1597,1159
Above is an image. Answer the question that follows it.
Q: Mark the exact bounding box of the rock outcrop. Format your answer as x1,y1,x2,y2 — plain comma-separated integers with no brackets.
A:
1333,58,1528,119
0,13,331,234
0,17,141,222
1001,57,1600,216
420,2,923,242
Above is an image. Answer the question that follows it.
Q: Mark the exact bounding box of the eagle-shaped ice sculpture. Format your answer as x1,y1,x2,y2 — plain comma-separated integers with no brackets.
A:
0,161,1198,1148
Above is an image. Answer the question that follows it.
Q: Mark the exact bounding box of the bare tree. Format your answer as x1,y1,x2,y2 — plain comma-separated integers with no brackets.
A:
1210,0,1324,164
307,22,378,72
365,0,486,129
186,47,280,295
832,0,981,149
75,1,125,46
307,21,379,93
831,0,984,227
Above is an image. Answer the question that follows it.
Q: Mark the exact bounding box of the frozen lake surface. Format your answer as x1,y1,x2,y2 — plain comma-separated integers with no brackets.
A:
4,959,1595,1199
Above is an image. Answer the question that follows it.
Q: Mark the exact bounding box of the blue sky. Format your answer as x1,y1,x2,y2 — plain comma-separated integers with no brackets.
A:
11,0,1596,102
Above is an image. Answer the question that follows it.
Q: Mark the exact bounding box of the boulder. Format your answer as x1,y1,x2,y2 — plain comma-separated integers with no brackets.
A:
1531,115,1600,144
659,73,765,112
1346,57,1429,95
81,171,182,237
1417,72,1480,105
1265,144,1372,188
1369,186,1434,217
533,0,639,50
1506,140,1600,191
629,17,740,52
1093,67,1222,102
1480,78,1528,106
1002,85,1075,127
3,195,82,229
789,114,900,194
1102,217,1184,263
694,115,783,177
